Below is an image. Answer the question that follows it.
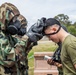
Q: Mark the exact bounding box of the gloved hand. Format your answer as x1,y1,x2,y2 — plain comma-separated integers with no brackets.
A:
26,17,46,42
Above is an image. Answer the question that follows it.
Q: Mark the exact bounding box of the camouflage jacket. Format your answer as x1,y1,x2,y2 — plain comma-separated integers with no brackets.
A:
0,31,28,67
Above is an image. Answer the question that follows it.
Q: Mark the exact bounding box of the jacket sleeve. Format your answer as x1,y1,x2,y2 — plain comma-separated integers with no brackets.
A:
0,36,14,58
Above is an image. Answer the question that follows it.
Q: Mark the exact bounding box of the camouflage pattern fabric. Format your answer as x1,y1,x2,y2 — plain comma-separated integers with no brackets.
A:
0,2,20,30
0,30,29,75
14,35,29,75
0,31,15,66
0,31,26,62
17,14,27,27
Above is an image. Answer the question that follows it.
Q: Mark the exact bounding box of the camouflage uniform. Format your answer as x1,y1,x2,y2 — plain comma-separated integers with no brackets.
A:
0,2,29,75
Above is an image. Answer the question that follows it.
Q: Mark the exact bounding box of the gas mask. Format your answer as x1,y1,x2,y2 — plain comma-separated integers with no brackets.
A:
6,16,27,36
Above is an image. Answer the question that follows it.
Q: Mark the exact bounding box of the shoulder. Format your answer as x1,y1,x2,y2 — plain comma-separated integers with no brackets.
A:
64,35,76,52
63,35,76,46
68,35,76,47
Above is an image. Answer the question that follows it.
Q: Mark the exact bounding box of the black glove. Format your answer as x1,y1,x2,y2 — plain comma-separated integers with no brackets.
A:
26,17,46,42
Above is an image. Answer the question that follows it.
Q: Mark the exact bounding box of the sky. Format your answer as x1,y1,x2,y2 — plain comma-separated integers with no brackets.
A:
0,0,76,29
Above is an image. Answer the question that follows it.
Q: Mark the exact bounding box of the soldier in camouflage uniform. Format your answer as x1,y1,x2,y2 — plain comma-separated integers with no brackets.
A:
0,2,30,75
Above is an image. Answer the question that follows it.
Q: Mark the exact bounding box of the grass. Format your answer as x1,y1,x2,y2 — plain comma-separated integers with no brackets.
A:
28,41,58,75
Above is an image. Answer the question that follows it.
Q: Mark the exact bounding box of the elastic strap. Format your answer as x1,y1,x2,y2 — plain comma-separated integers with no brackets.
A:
45,26,61,35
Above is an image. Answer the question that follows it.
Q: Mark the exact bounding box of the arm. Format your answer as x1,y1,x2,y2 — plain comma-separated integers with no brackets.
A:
47,43,62,68
47,59,62,68
0,35,16,67
26,17,46,42
67,42,76,69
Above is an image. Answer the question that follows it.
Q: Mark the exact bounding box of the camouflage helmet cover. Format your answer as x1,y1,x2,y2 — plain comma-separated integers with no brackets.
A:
17,14,27,27
0,2,20,30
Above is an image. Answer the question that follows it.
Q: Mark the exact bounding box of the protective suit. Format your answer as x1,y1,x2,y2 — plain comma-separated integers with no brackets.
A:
0,2,29,75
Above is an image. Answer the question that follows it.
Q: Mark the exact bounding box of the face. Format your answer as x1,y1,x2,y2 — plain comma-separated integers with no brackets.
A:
44,26,59,43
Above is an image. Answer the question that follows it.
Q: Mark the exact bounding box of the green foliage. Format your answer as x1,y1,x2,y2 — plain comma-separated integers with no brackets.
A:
54,14,71,25
73,22,76,28
68,25,76,36
54,13,76,35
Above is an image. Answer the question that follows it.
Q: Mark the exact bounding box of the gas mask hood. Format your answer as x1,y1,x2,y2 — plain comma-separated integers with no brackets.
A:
6,16,27,35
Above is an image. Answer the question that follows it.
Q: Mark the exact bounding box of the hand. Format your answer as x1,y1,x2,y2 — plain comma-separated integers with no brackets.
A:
26,17,46,42
31,17,46,33
54,62,62,68
47,59,55,65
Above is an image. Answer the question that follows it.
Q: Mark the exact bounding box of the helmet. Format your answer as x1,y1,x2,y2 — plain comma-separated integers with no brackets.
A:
17,14,27,27
0,2,20,30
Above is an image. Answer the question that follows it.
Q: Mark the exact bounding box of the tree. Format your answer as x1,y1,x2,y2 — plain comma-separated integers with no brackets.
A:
68,25,76,36
73,22,76,28
54,14,76,36
54,14,72,26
